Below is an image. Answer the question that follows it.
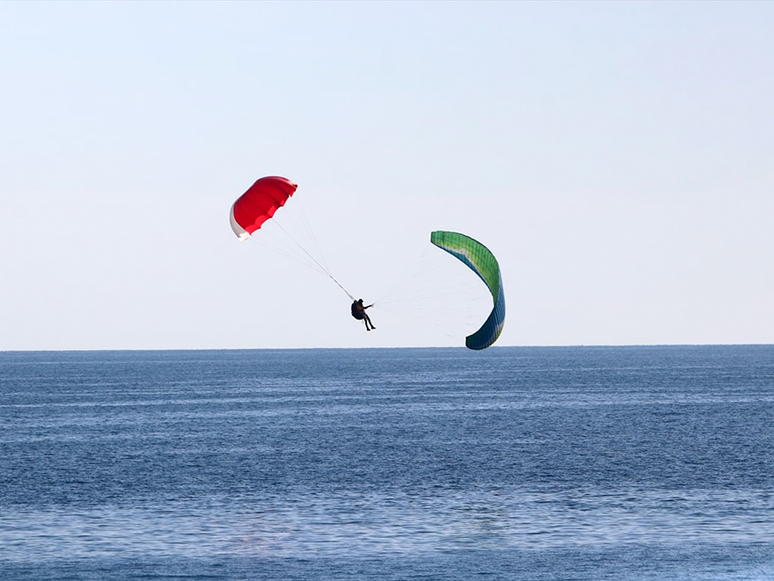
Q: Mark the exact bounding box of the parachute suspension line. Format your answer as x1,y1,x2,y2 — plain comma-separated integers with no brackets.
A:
328,274,356,302
272,219,355,301
272,218,330,276
294,196,331,276
246,217,329,277
371,246,432,307
288,194,354,300
371,245,480,309
252,234,330,278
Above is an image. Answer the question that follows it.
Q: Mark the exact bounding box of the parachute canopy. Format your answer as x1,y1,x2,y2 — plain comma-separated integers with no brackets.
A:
230,176,298,241
430,231,505,350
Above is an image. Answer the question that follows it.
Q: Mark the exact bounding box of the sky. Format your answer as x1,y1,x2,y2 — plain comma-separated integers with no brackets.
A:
1,1,773,351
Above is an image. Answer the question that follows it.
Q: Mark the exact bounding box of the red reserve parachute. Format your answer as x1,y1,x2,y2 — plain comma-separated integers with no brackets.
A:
229,176,298,241
228,176,356,300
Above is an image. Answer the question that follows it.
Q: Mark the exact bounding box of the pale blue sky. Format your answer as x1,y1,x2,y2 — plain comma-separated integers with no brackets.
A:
1,1,773,350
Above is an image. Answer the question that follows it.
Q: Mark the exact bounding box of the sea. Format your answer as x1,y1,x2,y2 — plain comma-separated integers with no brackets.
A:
1,345,773,581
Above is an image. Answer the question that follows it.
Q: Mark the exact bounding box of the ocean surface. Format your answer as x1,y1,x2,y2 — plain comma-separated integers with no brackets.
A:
1,346,773,580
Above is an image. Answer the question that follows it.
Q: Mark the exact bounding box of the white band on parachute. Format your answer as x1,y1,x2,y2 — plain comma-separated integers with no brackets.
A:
229,203,250,241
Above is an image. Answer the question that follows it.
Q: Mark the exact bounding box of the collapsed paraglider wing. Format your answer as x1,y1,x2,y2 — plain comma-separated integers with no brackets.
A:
230,176,298,241
430,231,505,350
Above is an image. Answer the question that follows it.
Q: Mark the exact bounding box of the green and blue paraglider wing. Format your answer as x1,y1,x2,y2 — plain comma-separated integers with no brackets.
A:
430,231,505,350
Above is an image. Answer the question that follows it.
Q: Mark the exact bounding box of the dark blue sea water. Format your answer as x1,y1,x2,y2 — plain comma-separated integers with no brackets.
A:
1,346,773,580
